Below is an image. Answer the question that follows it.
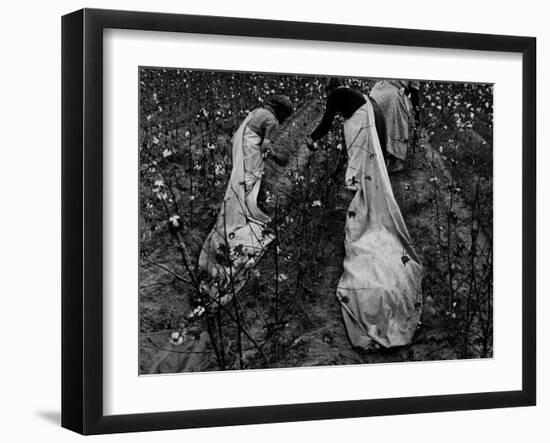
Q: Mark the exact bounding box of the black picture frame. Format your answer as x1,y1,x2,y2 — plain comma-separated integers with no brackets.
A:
61,8,536,435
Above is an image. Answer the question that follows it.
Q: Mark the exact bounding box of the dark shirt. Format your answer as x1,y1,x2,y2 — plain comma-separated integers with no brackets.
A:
310,87,388,160
310,87,366,141
370,97,387,161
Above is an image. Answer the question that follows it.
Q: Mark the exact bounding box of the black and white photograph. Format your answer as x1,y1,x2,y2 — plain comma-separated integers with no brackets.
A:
1,0,546,439
138,68,494,374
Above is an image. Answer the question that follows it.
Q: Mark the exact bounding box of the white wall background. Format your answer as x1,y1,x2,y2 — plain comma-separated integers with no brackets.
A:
0,0,546,441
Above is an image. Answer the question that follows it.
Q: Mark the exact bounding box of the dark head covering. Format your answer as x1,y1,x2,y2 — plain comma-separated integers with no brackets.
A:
325,76,344,95
264,94,294,124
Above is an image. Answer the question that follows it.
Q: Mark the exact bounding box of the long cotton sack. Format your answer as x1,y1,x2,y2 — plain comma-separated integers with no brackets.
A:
198,114,274,307
337,98,423,350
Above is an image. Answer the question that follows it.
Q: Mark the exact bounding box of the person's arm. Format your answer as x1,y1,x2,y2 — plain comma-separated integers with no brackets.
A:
309,94,337,143
260,115,289,166
260,138,289,166
370,98,388,161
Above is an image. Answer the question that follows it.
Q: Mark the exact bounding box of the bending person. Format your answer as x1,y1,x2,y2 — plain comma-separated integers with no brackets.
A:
369,79,420,173
306,77,387,168
199,95,294,307
308,77,423,351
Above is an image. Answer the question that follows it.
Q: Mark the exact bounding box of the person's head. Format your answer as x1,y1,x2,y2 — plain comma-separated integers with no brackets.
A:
264,94,294,124
325,76,343,96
